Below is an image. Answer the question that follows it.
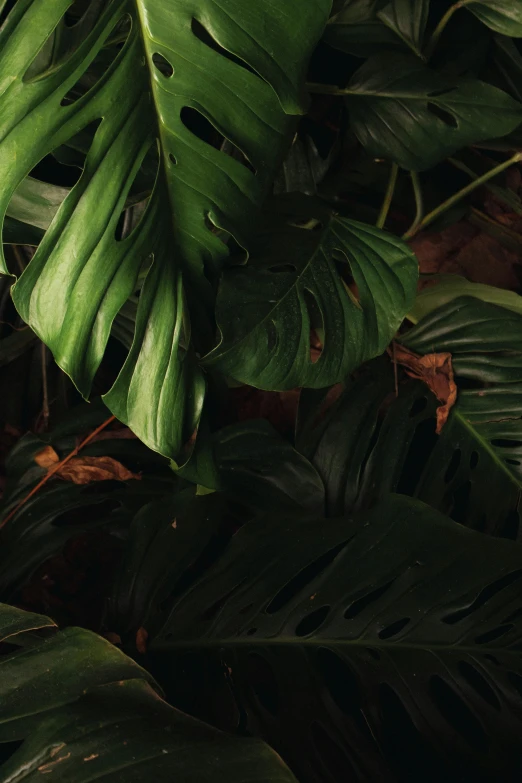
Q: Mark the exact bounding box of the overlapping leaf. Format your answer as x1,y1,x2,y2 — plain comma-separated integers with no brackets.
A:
346,52,522,169
0,603,296,781
377,0,429,57
153,494,522,782
204,215,418,390
467,0,522,36
0,0,330,458
298,297,522,538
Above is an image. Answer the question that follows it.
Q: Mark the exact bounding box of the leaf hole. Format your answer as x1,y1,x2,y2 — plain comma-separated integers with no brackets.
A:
469,451,479,470
180,107,256,173
441,569,522,624
265,540,349,614
409,396,428,417
426,103,459,129
396,416,438,496
268,264,297,274
506,458,521,466
458,662,501,710
191,18,262,79
303,289,324,364
475,624,514,644
246,627,257,636
295,605,330,637
169,153,177,165
429,675,486,750
266,320,278,353
378,617,410,640
492,439,522,448
58,14,130,101
0,0,16,28
152,52,174,78
450,480,472,524
344,578,397,620
64,0,94,27
444,449,461,484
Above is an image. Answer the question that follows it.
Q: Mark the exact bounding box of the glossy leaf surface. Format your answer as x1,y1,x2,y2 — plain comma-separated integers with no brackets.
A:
0,603,296,781
0,0,330,458
468,0,522,36
205,215,418,389
347,53,522,169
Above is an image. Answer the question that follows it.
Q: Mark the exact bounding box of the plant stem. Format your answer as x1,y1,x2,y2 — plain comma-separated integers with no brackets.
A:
376,163,399,229
425,0,475,61
0,414,116,530
403,152,522,240
404,172,424,237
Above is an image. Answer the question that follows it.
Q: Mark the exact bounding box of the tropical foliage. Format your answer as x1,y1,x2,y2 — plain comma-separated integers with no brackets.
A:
2,0,522,781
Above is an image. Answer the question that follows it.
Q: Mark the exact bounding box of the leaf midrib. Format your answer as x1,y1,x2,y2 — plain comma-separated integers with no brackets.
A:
158,637,521,657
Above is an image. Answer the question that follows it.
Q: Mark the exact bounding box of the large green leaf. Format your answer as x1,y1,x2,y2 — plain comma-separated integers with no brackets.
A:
204,214,418,390
152,494,522,782
0,0,330,459
377,0,429,57
346,52,522,170
0,603,296,781
298,297,522,538
467,0,522,36
409,274,522,322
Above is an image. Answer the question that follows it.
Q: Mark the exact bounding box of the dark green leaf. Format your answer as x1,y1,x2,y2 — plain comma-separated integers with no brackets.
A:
0,604,296,781
0,0,330,459
215,420,325,515
298,298,522,536
377,0,429,57
347,53,522,170
153,494,522,782
205,215,418,389
467,0,522,36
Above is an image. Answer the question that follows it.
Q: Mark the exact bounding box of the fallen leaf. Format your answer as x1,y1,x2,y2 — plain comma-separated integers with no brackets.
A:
136,626,148,654
57,456,141,485
392,344,457,434
34,449,141,485
34,445,60,469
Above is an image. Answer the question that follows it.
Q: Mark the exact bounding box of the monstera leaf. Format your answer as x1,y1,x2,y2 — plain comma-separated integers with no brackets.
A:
324,0,406,57
0,603,296,782
151,494,522,783
0,0,330,459
377,0,429,57
467,0,522,36
204,214,418,390
345,53,522,169
298,297,522,539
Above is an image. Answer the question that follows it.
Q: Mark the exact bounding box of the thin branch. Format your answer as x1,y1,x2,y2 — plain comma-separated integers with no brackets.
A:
376,163,399,229
403,152,522,240
0,414,116,530
404,171,424,238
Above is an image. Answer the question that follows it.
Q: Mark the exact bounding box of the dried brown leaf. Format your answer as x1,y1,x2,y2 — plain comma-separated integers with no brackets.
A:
34,445,60,468
34,449,140,485
56,456,141,485
392,344,457,433
136,626,148,654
